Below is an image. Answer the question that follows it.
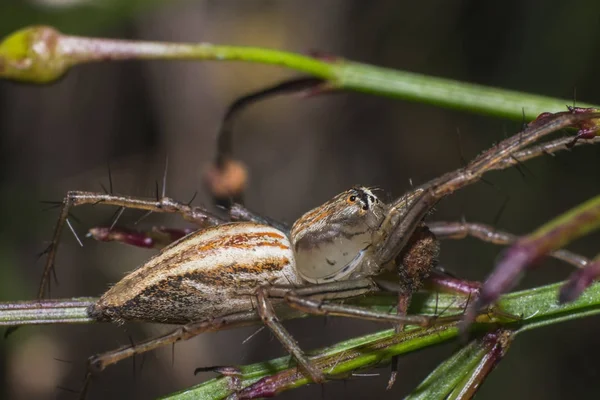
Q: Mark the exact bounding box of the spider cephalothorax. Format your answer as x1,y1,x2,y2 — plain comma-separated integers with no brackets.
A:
291,186,389,283
290,186,438,290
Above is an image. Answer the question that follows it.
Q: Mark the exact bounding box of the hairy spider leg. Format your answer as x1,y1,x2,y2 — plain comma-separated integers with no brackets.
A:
39,191,225,299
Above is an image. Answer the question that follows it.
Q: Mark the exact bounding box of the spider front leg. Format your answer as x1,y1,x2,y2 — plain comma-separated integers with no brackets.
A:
254,287,325,383
374,109,600,269
413,221,590,300
409,221,591,316
39,191,225,299
271,280,437,326
258,278,441,385
254,278,449,389
271,276,465,391
384,222,439,389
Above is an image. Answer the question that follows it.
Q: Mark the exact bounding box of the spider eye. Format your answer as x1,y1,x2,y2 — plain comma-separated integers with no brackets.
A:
369,195,375,203
349,195,357,202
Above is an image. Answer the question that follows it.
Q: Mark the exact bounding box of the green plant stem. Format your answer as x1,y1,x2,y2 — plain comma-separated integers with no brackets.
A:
163,280,600,400
0,291,467,327
406,337,488,400
1,281,598,399
407,329,513,400
1,26,597,120
0,297,95,325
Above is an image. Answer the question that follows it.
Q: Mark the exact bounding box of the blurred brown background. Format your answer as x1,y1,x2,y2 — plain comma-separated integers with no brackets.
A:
1,1,600,399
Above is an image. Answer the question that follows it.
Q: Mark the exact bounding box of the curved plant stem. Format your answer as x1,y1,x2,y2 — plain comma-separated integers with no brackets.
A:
0,26,598,120
472,194,600,317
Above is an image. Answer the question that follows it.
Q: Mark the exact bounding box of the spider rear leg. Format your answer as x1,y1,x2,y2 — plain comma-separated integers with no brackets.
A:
81,279,453,397
83,280,376,394
88,226,196,249
83,309,264,397
39,190,225,299
229,203,290,233
86,203,289,251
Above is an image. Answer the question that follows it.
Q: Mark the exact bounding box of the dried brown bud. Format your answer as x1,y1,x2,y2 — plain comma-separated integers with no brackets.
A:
203,158,248,203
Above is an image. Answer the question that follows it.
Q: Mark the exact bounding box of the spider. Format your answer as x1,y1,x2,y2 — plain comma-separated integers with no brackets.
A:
36,78,600,396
